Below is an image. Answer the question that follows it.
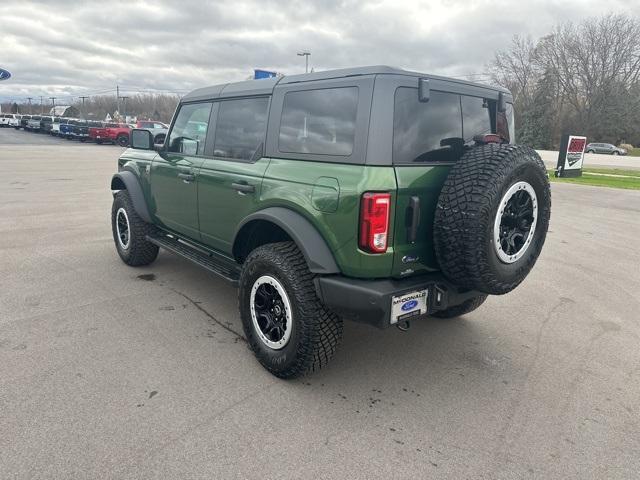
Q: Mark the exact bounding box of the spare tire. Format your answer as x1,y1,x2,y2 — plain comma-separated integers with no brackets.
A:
434,144,551,295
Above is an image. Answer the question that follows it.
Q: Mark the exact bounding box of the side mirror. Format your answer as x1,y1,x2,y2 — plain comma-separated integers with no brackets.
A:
418,78,430,103
130,129,154,150
497,92,507,113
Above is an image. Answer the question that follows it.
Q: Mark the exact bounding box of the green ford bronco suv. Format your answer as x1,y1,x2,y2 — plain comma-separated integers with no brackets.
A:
110,66,551,378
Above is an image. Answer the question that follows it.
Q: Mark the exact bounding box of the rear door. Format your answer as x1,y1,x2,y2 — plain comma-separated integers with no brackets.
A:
197,96,270,253
150,102,212,239
386,77,507,278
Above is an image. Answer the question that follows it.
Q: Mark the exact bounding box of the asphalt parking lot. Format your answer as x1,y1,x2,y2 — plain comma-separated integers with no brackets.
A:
1,128,639,479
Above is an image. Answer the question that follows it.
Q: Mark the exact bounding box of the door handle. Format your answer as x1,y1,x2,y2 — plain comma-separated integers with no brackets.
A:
231,182,255,194
407,195,421,244
178,172,196,183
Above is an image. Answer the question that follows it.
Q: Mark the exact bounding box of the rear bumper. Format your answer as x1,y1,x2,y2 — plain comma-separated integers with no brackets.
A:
315,272,481,329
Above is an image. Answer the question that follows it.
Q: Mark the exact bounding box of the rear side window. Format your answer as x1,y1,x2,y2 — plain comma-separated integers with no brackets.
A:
213,97,269,161
393,88,462,164
168,102,212,155
461,95,492,141
278,87,358,156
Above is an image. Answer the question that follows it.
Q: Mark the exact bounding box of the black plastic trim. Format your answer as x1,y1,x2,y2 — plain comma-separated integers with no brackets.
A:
110,171,152,223
234,207,340,274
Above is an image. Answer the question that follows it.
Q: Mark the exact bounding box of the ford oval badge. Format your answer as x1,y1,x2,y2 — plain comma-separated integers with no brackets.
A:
0,68,11,81
401,300,418,311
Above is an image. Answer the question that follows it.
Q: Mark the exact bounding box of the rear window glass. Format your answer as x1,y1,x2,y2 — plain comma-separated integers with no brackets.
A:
213,97,269,161
279,87,358,156
393,88,462,164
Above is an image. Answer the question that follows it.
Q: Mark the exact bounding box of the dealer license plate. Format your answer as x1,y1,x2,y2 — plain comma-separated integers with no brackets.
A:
390,289,428,324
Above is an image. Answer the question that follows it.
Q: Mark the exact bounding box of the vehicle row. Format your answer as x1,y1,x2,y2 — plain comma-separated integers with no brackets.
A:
0,113,168,146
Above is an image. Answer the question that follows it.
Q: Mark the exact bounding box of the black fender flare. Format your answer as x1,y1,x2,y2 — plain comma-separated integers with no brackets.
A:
234,207,340,275
110,171,152,223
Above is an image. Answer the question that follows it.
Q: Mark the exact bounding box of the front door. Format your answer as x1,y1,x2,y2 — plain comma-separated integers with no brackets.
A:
150,102,213,240
197,97,271,254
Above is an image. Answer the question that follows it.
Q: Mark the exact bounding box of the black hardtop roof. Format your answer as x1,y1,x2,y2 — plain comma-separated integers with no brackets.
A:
181,65,511,102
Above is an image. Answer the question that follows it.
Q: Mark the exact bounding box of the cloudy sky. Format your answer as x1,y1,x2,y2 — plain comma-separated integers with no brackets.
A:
1,0,638,103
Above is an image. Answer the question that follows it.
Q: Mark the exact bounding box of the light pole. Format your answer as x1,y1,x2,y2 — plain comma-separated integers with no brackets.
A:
297,51,311,73
49,97,56,115
27,97,33,114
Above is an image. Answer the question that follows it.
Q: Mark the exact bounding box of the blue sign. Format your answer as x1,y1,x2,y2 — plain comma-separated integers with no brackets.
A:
0,68,11,81
401,300,418,311
254,69,276,80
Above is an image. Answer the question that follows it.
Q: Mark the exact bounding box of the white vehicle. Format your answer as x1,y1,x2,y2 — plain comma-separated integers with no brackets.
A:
1,113,19,127
136,120,169,144
51,117,65,136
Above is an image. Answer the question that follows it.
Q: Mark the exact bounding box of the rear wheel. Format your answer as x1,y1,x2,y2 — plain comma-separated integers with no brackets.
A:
116,134,129,147
239,242,343,378
111,191,159,266
432,295,487,318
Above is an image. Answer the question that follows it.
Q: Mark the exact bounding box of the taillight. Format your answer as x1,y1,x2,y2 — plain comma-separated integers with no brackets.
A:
359,192,391,253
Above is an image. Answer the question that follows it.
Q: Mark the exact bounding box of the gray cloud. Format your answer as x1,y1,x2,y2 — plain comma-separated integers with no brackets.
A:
1,0,638,102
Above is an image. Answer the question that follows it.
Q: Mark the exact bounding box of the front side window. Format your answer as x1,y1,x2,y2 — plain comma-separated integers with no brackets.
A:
279,87,358,156
168,102,212,155
213,97,269,161
393,88,462,164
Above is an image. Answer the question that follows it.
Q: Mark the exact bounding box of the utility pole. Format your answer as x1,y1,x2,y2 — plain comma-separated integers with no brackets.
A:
40,96,44,114
27,97,33,114
116,85,120,116
297,51,311,73
120,96,129,121
79,96,89,120
49,97,56,115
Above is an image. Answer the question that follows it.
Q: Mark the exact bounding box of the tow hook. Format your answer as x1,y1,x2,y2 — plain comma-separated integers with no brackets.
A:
396,320,411,332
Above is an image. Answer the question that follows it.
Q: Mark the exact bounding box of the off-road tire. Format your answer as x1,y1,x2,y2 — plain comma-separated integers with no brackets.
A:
111,190,159,266
116,134,129,147
434,144,551,295
239,242,343,379
432,295,488,319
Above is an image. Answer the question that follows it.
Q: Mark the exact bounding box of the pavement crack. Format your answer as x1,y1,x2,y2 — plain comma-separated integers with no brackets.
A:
167,287,246,343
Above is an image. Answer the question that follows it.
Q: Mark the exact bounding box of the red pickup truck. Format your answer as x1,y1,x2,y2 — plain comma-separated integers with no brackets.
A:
88,123,131,146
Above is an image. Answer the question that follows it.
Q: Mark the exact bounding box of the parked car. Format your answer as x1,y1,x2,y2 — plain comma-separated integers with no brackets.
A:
585,143,627,155
110,66,551,378
136,120,168,144
19,115,32,130
25,115,42,131
6,114,22,128
89,122,131,146
50,117,66,136
60,119,79,139
39,116,55,133
0,114,11,127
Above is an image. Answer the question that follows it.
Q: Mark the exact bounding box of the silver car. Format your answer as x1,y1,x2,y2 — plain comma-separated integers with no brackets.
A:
585,143,627,155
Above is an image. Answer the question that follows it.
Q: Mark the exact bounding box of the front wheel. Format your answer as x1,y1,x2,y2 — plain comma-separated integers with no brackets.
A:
116,135,129,147
154,134,166,145
111,191,159,266
239,242,343,379
612,151,619,155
